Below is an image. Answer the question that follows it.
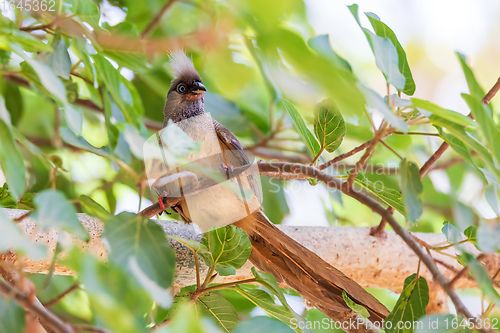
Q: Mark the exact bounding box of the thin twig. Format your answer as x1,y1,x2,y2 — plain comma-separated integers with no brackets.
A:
193,278,257,300
141,0,178,38
319,139,373,171
73,326,109,333
0,279,74,333
347,131,384,187
369,206,394,237
310,147,324,165
394,131,440,137
43,282,80,307
251,149,310,164
419,142,450,179
13,210,33,223
482,77,500,104
379,140,402,160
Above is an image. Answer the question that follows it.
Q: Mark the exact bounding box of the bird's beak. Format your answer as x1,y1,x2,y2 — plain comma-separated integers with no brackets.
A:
192,82,206,94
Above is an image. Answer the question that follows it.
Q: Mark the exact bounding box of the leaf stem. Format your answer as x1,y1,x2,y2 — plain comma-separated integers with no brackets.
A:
379,140,402,160
310,147,324,166
194,251,201,289
201,264,216,290
394,131,440,137
196,278,258,298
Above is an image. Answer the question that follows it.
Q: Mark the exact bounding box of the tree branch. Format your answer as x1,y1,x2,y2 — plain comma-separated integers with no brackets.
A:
256,162,486,328
141,0,178,38
4,208,498,293
0,279,74,333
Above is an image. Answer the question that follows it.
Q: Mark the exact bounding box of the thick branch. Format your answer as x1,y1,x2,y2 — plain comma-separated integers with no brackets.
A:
3,209,498,293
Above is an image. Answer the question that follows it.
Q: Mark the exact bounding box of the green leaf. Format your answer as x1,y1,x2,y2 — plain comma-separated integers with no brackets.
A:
386,274,429,333
102,212,176,307
358,84,408,131
365,12,415,95
456,52,485,100
342,290,370,319
430,115,498,179
235,316,294,333
12,45,67,103
314,99,346,153
308,35,352,72
251,267,294,316
0,29,52,52
72,37,97,84
261,177,289,224
93,55,143,126
282,98,320,155
0,209,46,259
63,248,151,333
79,195,112,221
39,38,71,80
349,5,406,92
463,253,500,307
167,235,208,254
235,286,298,329
32,190,88,240
100,22,147,71
441,222,463,245
353,173,405,215
3,83,24,126
400,159,423,222
63,104,83,135
464,226,478,247
0,297,25,333
412,98,475,128
63,0,100,26
462,94,500,165
0,119,26,201
60,127,111,157
434,125,485,181
157,302,207,333
364,30,405,90
477,221,500,253
485,184,500,216
0,184,34,210
257,28,366,116
200,225,251,276
12,45,82,134
196,292,239,332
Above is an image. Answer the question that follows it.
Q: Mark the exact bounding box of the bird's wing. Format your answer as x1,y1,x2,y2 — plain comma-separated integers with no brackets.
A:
213,119,249,166
213,119,261,203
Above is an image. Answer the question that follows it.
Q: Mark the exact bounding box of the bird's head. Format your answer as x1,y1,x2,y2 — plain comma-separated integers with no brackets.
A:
166,51,206,104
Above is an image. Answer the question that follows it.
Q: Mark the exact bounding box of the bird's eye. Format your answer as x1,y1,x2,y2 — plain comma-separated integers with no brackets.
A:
176,84,187,93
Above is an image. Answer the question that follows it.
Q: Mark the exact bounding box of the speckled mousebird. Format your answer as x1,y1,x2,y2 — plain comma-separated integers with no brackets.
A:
154,52,389,325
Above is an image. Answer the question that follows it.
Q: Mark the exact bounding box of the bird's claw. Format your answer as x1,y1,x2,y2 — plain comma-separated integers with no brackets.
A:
158,197,166,214
221,163,234,180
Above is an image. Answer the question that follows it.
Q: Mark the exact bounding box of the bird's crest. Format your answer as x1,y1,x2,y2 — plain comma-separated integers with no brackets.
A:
169,51,198,79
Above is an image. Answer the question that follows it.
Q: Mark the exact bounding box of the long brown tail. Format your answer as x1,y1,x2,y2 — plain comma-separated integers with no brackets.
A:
234,210,389,325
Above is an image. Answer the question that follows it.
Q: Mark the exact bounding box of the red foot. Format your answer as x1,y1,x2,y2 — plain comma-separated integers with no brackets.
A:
158,197,166,212
222,163,234,180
